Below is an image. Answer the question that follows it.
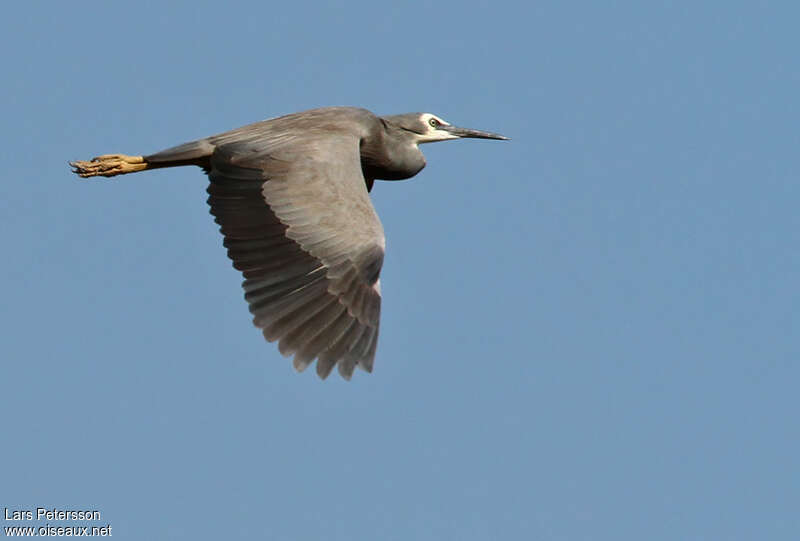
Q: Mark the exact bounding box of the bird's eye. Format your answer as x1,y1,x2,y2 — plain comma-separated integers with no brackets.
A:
428,118,439,128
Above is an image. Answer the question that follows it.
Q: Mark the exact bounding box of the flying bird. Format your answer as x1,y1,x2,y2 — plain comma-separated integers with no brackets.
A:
71,107,508,379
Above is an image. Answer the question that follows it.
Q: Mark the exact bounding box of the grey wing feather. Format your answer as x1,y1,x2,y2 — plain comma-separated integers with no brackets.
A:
206,131,384,379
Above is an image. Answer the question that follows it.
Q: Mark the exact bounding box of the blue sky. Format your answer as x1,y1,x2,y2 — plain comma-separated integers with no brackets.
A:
2,1,799,539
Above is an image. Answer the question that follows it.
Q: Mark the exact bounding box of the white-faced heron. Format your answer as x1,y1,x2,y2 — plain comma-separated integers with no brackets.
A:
71,106,508,379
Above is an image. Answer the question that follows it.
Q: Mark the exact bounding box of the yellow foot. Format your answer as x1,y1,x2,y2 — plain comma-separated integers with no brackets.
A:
70,154,147,178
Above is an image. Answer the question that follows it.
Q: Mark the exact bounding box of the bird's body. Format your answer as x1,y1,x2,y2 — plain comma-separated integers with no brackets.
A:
71,106,507,379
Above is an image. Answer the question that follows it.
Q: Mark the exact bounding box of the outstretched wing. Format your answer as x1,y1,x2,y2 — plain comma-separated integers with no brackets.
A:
206,134,384,379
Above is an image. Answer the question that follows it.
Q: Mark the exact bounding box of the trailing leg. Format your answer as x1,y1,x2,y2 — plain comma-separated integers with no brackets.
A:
70,154,149,178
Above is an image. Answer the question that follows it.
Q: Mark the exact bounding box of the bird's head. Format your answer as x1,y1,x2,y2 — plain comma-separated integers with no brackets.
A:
382,113,509,144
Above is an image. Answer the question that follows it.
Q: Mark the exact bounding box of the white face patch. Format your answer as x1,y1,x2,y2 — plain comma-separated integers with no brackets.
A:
415,113,458,143
420,113,449,127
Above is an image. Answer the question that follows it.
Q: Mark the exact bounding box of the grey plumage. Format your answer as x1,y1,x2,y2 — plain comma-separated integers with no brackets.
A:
70,106,507,379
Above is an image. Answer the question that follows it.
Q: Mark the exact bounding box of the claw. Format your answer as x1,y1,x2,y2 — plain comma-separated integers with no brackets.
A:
70,154,147,178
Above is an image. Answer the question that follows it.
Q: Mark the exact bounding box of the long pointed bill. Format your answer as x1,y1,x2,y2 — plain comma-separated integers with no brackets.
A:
442,125,509,140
